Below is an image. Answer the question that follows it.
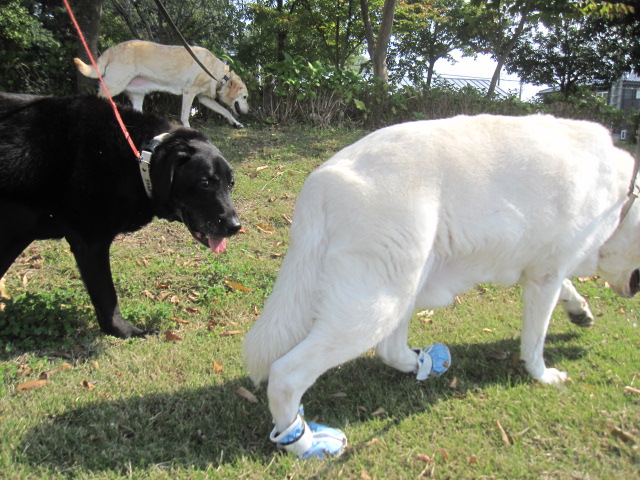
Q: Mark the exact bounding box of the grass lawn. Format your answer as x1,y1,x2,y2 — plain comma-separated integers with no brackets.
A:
0,122,638,479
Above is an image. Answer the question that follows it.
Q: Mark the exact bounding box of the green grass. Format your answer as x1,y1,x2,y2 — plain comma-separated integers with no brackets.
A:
0,123,638,479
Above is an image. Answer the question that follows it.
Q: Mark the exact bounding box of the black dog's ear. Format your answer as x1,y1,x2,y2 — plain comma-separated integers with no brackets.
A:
150,141,189,208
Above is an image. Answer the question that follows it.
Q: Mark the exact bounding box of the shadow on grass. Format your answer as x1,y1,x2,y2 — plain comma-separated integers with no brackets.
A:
17,331,584,474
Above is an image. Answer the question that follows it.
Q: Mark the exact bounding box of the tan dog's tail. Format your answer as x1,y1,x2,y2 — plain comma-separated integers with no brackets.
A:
73,57,101,78
243,178,329,386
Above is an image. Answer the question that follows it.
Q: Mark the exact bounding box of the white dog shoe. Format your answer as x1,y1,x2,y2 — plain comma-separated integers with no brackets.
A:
270,406,347,459
415,343,451,380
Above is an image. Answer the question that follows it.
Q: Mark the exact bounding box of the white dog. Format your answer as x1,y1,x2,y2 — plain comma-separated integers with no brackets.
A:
244,114,640,458
74,40,249,128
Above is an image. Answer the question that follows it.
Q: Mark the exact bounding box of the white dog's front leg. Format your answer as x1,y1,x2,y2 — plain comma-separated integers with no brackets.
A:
520,276,568,385
559,278,594,327
197,95,244,128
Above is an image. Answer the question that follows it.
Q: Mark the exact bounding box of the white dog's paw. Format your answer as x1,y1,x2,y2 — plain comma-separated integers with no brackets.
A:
537,368,568,385
233,121,245,129
270,407,347,459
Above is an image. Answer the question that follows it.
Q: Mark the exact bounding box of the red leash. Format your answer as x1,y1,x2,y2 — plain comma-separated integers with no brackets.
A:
63,0,140,158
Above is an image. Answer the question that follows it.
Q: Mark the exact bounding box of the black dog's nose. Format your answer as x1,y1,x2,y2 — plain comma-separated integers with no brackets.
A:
226,216,242,236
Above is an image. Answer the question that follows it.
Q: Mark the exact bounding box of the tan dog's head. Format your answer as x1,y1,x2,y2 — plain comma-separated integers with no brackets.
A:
218,72,249,116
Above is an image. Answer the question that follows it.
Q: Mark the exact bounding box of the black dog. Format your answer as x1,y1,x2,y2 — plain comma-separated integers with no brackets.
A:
0,94,241,338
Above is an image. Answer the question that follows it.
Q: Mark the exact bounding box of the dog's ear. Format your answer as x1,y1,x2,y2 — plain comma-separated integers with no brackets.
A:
228,74,242,98
150,141,189,208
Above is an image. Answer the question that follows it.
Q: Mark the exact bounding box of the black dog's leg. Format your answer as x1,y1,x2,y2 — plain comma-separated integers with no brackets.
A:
0,237,32,278
67,236,144,338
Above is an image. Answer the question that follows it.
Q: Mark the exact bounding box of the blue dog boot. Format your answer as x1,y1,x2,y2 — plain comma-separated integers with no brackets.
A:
269,408,347,459
416,343,451,380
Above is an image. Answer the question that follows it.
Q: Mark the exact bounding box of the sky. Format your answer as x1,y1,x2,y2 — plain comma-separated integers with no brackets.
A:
436,50,547,101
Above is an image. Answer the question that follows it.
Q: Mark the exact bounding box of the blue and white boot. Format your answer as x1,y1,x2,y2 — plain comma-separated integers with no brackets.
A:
415,343,451,380
269,406,347,459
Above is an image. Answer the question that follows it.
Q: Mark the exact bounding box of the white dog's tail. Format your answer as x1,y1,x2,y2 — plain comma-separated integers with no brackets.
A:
243,180,328,386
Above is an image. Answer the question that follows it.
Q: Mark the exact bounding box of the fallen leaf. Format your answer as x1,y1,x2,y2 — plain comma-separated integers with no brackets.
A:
81,380,95,390
220,330,243,337
256,165,269,172
416,453,433,463
448,376,458,389
371,407,386,416
438,448,450,460
157,283,170,289
468,455,478,465
483,328,493,333
256,223,275,234
416,309,434,317
185,307,200,314
624,385,640,395
212,361,224,373
207,321,225,330
141,290,154,299
164,330,182,341
224,280,252,292
365,438,378,446
610,426,637,444
157,291,171,302
90,361,99,369
496,420,511,446
236,386,258,403
281,214,292,225
170,295,180,305
17,379,47,392
172,318,190,325
360,471,372,480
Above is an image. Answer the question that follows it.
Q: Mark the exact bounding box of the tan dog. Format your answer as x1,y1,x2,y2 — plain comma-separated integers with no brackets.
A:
74,40,249,128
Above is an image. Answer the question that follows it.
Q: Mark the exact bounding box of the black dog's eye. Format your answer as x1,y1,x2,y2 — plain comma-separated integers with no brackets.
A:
199,178,210,189
229,178,235,190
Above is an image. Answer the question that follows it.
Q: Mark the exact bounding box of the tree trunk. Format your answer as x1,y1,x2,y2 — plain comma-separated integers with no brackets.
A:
72,0,103,94
360,0,397,84
486,0,532,98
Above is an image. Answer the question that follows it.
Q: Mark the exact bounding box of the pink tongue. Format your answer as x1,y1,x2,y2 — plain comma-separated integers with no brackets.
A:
208,236,227,254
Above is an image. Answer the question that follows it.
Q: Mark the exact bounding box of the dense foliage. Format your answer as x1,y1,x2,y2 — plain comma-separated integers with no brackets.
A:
1,0,639,129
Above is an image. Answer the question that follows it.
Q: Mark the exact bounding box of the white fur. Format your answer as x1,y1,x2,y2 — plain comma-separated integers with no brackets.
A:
243,114,640,432
74,40,249,128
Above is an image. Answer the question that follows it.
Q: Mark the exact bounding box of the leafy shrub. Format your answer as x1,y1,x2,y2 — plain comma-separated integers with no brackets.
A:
0,291,83,353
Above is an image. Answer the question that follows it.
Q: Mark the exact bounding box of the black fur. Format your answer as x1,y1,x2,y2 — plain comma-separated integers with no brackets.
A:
0,94,241,338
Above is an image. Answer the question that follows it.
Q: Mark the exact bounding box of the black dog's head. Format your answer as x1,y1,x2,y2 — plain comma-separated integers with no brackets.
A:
149,129,241,253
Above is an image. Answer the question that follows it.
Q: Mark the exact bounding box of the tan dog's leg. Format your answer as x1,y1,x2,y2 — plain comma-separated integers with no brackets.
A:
127,92,145,112
197,95,244,129
180,92,197,128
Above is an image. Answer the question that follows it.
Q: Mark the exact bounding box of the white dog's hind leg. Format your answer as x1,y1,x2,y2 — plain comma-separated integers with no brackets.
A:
520,275,568,384
375,316,419,373
559,278,594,327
